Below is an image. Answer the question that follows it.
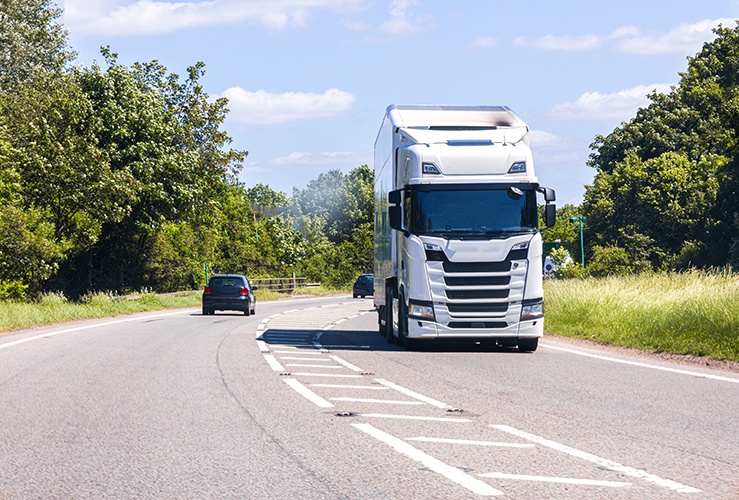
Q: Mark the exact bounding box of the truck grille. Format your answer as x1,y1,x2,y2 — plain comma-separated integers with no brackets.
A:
448,321,508,329
447,303,508,313
445,276,510,286
446,289,509,300
443,261,510,273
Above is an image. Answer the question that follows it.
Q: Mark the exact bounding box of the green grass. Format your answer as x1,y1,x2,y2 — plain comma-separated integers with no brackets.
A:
0,286,350,333
544,269,739,362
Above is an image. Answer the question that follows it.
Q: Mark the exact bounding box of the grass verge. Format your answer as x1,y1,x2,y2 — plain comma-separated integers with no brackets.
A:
0,286,349,334
544,270,739,362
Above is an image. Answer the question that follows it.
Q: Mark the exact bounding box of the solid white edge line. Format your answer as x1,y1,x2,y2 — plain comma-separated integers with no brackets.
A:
407,437,534,448
283,378,334,408
541,343,739,384
330,355,364,372
374,378,450,408
492,425,701,493
290,373,363,378
0,310,192,351
352,423,503,496
263,354,285,372
479,472,631,488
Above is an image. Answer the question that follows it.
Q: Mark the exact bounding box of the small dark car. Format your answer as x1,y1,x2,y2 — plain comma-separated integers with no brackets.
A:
352,273,374,298
202,274,256,316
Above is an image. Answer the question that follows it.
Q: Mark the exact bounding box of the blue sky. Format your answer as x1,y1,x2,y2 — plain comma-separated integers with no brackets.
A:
58,0,739,206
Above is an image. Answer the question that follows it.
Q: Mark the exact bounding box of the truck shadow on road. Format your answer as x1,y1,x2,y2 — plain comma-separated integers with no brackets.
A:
262,327,528,354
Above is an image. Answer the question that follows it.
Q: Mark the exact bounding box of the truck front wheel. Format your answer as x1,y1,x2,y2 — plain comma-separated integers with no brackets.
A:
517,338,538,352
386,287,397,345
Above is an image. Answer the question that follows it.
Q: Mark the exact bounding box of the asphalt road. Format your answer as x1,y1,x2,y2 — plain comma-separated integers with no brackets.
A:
0,295,737,499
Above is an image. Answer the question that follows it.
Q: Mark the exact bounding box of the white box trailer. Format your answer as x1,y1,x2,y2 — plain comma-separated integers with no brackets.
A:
373,105,556,351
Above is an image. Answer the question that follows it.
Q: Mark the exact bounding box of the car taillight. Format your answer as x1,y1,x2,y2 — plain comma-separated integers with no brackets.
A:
240,287,249,296
204,286,211,295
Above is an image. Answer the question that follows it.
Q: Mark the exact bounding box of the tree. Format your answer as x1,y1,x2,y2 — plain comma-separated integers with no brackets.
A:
39,52,247,295
0,0,75,90
585,21,739,268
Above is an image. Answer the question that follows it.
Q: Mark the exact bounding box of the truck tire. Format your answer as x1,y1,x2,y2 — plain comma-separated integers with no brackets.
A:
386,287,397,345
398,296,420,350
517,338,538,352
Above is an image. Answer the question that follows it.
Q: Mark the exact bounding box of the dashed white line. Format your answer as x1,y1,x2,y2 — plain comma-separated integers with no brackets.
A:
289,373,363,378
283,379,334,408
361,414,471,423
286,364,342,369
406,437,534,448
263,354,285,372
330,398,423,405
310,384,389,390
329,355,364,372
492,425,701,493
479,472,631,488
280,357,336,361
374,379,450,408
352,423,503,496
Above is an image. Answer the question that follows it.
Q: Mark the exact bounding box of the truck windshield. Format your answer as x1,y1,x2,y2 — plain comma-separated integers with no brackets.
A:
406,185,539,237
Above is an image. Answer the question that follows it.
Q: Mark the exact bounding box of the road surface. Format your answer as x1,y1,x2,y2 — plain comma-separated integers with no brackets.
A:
1,295,737,498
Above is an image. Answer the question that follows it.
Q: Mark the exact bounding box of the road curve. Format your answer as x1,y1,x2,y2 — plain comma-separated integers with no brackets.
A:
1,296,737,499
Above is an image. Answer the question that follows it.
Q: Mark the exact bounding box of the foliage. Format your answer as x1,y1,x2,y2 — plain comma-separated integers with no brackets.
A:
293,166,374,287
0,281,28,302
0,0,74,90
544,270,739,362
586,21,739,269
0,1,372,297
548,246,571,267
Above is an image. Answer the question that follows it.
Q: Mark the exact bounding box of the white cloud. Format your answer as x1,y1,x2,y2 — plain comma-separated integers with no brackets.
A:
269,150,367,166
514,34,603,51
219,87,356,125
378,0,433,35
548,84,673,122
61,0,364,36
468,36,498,49
615,18,736,55
514,18,734,55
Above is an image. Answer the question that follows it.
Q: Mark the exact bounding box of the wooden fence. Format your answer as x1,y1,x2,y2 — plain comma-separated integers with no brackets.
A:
250,277,320,293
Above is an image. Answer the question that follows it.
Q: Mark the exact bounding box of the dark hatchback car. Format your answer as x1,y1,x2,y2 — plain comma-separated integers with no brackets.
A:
202,274,256,316
352,273,374,298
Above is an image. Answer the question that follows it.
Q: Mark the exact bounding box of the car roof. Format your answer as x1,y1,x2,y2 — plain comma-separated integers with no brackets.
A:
210,274,247,279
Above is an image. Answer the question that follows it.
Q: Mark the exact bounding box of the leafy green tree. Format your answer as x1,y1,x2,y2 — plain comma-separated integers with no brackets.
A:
0,0,75,90
42,52,246,295
245,183,290,208
584,152,722,269
586,21,739,268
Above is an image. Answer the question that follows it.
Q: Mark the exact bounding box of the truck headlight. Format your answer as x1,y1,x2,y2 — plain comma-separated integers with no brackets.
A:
408,300,435,320
520,300,543,320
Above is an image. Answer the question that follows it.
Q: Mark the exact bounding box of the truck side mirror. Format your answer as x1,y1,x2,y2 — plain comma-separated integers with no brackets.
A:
538,187,556,203
388,189,403,205
545,204,556,229
389,205,402,230
388,189,405,232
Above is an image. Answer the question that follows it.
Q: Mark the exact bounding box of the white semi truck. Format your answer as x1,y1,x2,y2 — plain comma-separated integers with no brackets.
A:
373,105,556,351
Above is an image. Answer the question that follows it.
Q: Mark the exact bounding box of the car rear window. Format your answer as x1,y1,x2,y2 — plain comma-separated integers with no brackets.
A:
357,275,372,283
209,277,245,288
